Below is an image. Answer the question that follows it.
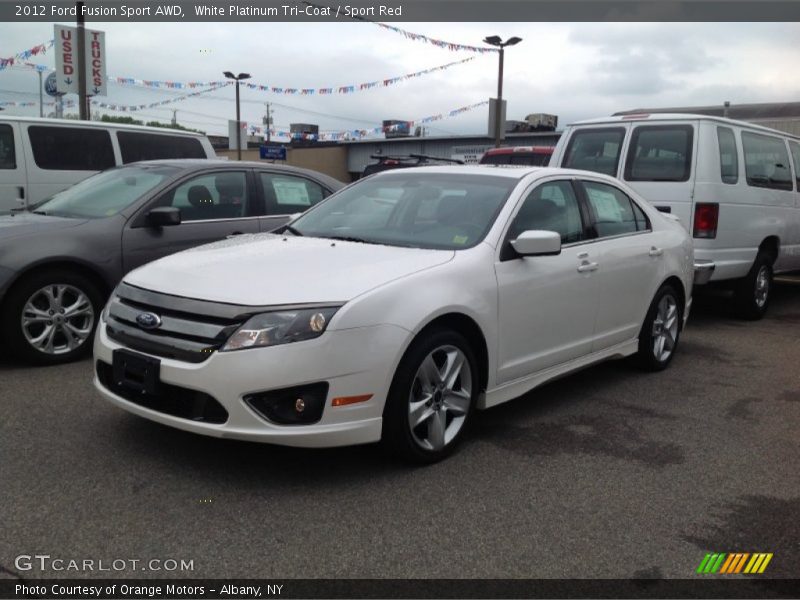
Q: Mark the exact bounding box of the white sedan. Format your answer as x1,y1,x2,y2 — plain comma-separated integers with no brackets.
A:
94,166,695,463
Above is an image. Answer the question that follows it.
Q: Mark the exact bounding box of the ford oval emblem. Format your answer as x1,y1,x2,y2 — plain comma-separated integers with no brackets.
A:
136,312,162,330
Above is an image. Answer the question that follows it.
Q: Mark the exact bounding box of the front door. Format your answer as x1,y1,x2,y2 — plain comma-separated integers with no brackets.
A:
121,170,261,273
495,179,600,384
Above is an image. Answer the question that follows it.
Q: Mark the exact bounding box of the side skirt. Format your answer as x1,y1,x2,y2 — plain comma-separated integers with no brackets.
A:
477,339,639,410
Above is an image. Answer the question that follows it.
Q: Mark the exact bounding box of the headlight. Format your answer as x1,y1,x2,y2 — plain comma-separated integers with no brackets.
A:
221,306,340,351
101,285,120,322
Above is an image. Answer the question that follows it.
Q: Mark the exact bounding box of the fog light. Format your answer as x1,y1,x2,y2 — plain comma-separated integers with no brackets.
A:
244,383,328,425
309,312,326,332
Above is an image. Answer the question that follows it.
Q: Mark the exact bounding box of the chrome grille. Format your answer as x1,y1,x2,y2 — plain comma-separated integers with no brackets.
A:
105,283,245,363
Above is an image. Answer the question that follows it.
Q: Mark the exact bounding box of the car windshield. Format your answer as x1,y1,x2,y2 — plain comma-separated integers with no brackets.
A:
33,164,180,219
291,172,516,250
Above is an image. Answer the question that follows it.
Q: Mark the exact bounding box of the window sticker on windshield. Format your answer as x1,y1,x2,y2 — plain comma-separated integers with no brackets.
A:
273,179,311,205
587,189,622,222
452,235,469,244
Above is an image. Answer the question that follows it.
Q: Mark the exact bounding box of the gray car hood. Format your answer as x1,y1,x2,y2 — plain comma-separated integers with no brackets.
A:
0,212,88,241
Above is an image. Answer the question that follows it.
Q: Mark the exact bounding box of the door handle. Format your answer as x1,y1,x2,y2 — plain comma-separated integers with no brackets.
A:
17,186,25,199
577,261,599,273
648,246,664,257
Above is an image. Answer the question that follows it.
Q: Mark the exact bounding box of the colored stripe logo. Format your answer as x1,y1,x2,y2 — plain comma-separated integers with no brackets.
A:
697,552,773,574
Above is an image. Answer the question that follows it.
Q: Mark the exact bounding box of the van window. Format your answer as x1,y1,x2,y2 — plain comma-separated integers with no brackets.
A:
624,125,693,182
117,131,206,163
562,128,625,176
28,126,115,171
789,141,800,189
0,125,16,169
582,181,646,238
717,127,738,184
741,132,793,191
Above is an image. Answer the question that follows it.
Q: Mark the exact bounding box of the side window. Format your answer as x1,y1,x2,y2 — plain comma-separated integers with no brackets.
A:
562,128,625,176
28,126,115,171
624,125,693,182
742,132,793,191
630,200,651,231
0,125,16,169
260,173,325,215
789,141,800,189
582,181,641,238
162,171,250,221
117,131,206,163
508,181,584,244
717,127,739,184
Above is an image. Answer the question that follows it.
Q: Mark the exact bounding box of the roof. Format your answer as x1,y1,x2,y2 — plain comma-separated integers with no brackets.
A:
615,102,800,121
0,115,206,137
569,113,800,140
125,159,345,187
483,146,555,155
366,164,609,181
341,132,561,145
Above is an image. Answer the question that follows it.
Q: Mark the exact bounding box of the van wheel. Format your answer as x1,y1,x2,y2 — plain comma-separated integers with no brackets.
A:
733,252,772,320
1,270,102,365
381,328,477,464
636,284,682,372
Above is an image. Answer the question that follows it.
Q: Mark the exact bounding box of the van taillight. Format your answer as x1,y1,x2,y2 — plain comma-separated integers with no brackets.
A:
693,203,719,239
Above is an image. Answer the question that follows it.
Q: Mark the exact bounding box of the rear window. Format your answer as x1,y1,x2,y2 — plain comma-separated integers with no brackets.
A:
742,132,793,191
624,125,693,182
717,127,739,184
481,151,551,166
0,124,15,169
118,131,206,163
562,128,625,176
28,126,115,171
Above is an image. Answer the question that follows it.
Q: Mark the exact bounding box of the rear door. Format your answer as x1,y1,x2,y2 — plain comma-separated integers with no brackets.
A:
577,178,664,350
256,170,331,232
121,169,261,273
0,122,25,213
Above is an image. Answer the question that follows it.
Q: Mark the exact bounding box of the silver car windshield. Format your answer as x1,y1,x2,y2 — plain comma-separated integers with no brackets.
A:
291,173,516,250
34,165,180,219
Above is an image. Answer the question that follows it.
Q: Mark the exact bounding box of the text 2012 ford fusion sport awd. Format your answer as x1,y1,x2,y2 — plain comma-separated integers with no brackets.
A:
94,166,695,463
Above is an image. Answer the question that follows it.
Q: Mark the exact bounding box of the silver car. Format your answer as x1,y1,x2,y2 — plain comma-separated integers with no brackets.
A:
0,159,343,365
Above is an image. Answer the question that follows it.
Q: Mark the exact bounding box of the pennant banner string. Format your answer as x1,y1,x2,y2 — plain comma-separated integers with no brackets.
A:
248,100,490,141
0,40,54,71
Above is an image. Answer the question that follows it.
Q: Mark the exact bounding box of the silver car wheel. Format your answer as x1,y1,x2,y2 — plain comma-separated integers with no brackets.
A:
408,345,472,452
21,284,95,355
651,294,679,363
754,265,770,308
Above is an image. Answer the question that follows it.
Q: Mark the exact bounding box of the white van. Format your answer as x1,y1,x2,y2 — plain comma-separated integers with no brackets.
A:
0,116,216,213
550,113,800,319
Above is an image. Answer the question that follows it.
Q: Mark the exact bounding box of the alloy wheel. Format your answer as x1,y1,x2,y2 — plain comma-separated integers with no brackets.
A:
651,294,679,363
754,265,770,308
21,284,95,355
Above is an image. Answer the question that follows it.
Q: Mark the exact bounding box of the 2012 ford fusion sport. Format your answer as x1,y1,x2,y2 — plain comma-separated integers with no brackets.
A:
94,166,695,462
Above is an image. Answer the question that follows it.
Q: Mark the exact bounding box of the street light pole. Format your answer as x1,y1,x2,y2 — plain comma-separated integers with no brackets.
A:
224,71,252,161
37,70,43,118
483,35,522,148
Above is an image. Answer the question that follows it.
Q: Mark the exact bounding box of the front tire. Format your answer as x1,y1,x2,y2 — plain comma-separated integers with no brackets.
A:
733,252,773,320
636,284,682,371
381,328,478,464
1,270,102,365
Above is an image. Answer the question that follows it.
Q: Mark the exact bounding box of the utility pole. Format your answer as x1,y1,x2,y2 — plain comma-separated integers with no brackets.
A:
171,109,178,127
37,70,43,118
76,1,88,120
264,102,272,143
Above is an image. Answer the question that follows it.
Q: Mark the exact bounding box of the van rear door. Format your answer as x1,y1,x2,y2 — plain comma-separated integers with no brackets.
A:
0,121,25,214
619,121,698,229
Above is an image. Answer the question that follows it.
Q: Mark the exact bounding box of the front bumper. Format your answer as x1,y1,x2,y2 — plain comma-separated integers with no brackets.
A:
93,319,410,447
693,259,716,285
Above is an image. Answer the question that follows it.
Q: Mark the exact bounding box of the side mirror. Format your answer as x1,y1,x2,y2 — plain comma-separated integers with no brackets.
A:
147,206,181,227
510,230,562,256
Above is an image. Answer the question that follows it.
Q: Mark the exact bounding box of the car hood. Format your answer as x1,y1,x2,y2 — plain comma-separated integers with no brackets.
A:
0,212,88,240
124,233,455,305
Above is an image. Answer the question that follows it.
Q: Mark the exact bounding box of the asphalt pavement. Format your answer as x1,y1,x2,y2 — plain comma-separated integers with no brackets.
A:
1,279,799,580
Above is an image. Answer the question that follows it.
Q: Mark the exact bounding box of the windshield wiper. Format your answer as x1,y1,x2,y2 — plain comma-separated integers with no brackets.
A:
32,210,48,215
282,225,303,236
325,235,380,245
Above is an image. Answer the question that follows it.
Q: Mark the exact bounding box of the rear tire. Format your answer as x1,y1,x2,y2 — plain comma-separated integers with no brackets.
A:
733,252,773,320
1,270,103,365
381,328,478,464
636,284,682,372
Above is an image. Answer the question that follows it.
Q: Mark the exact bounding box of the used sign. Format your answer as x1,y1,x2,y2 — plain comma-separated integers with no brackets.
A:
54,25,107,96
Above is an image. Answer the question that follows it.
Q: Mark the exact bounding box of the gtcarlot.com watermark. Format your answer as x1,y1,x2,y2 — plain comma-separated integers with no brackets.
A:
15,554,194,572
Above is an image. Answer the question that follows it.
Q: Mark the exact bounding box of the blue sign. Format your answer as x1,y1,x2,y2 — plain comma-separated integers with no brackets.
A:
44,72,62,97
260,145,287,160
